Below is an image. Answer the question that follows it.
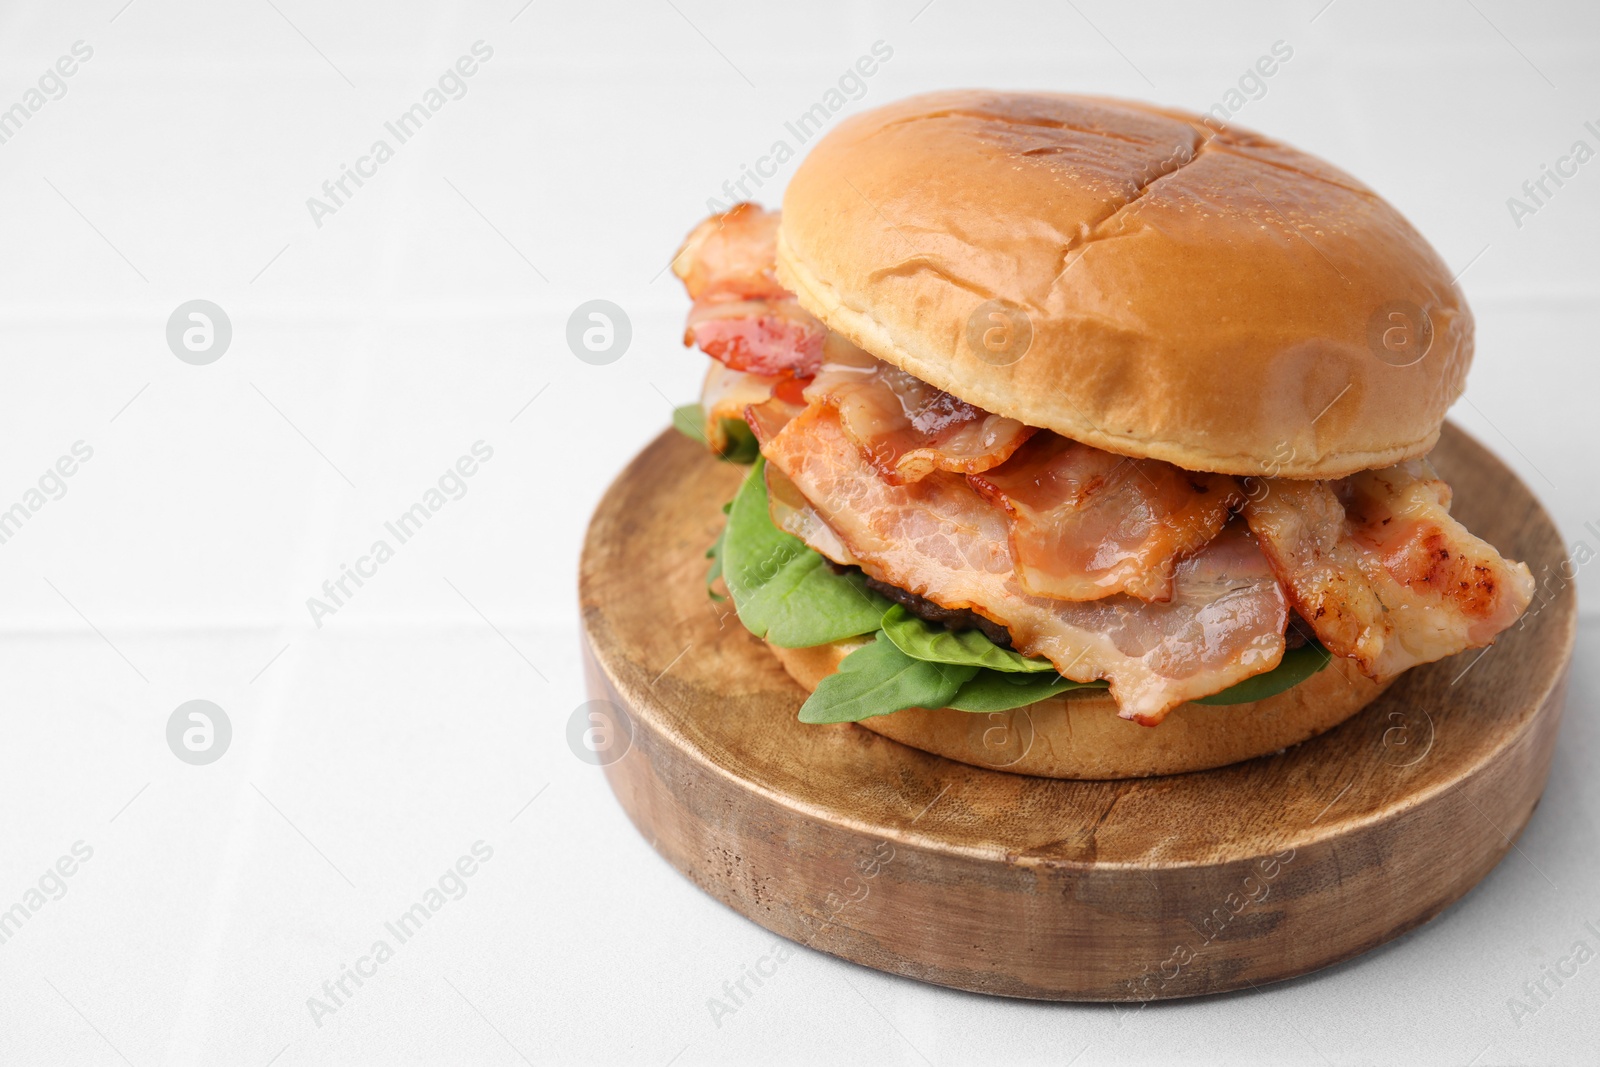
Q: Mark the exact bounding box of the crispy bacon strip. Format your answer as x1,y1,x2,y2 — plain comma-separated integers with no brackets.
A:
699,363,778,453
804,343,1034,484
699,363,812,453
765,463,862,566
673,204,825,377
763,405,1288,724
969,433,1239,602
1244,460,1534,678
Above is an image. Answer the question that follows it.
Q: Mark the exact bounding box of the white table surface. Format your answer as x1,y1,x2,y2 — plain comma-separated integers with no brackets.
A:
0,0,1594,1063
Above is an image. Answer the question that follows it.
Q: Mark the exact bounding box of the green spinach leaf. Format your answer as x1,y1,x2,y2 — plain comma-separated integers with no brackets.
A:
946,669,1103,712
721,461,891,648
1192,642,1331,705
673,402,759,463
880,604,1058,673
798,635,978,724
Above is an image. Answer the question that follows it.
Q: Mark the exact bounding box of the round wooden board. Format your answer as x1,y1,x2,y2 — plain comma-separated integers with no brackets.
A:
578,423,1575,1001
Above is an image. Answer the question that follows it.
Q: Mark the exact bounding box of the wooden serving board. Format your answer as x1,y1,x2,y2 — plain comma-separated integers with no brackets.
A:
578,423,1575,1001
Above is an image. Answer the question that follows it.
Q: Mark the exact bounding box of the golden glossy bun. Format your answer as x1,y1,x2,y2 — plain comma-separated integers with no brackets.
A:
769,639,1392,780
776,90,1470,479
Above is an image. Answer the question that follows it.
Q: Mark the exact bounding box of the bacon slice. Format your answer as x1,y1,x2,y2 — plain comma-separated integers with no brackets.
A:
698,363,778,453
673,204,825,377
673,203,784,302
763,405,1288,724
684,300,825,377
969,433,1239,602
764,463,862,567
803,343,1034,484
1243,460,1534,678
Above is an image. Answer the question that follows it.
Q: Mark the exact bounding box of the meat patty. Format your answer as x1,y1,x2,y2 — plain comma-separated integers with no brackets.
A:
861,574,1017,648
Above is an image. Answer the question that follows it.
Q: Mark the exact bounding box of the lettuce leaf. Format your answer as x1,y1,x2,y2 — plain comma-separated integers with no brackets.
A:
798,635,978,724
673,402,759,463
946,670,1099,712
704,502,730,601
1191,642,1332,705
799,637,1096,723
880,604,1059,673
721,460,892,648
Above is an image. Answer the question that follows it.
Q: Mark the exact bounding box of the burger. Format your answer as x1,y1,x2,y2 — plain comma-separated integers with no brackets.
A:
667,90,1535,779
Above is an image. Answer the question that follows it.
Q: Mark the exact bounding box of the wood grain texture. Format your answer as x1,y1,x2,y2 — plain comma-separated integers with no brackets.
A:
578,423,1576,1001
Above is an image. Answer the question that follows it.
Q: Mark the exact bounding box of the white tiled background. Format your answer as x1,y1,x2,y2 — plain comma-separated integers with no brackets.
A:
0,1,1594,1064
